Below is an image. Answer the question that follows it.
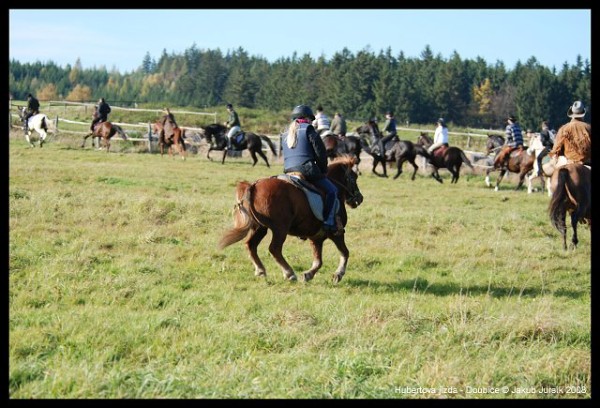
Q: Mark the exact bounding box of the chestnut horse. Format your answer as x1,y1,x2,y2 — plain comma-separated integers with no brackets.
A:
218,156,364,283
153,111,186,160
81,121,128,153
199,123,277,167
484,145,534,191
548,163,591,250
416,133,474,183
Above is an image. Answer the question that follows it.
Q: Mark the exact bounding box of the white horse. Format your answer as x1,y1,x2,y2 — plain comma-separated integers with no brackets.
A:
526,133,554,196
18,107,55,147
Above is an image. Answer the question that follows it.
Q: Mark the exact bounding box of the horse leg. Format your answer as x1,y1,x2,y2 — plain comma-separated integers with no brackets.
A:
330,235,350,284
25,130,34,148
206,147,213,161
38,129,47,147
494,169,506,191
485,168,494,187
246,227,269,277
393,158,404,179
431,167,443,183
570,212,579,249
81,133,92,148
302,238,324,282
409,158,418,181
515,171,527,190
527,172,536,194
255,149,270,168
268,229,297,281
221,149,228,165
546,177,553,197
249,150,259,167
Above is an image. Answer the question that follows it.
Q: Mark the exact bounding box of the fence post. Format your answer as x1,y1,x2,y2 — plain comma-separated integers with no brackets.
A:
147,123,153,153
467,134,472,148
54,115,59,132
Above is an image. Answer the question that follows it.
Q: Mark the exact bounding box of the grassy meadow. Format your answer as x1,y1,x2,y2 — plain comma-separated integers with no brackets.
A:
9,135,591,399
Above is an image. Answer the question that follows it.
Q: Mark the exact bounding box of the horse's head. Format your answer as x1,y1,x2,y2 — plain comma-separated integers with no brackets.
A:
417,132,432,146
486,134,504,155
328,156,363,208
18,106,27,120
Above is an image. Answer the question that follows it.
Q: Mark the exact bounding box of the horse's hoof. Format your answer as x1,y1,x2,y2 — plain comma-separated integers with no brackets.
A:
332,274,343,284
302,272,314,282
286,274,297,281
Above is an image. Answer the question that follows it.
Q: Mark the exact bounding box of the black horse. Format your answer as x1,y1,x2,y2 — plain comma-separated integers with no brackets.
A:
386,139,432,180
355,124,397,177
416,133,474,183
322,134,363,174
199,123,277,167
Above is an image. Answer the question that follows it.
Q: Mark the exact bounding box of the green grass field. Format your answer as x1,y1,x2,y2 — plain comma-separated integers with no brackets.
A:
9,135,590,399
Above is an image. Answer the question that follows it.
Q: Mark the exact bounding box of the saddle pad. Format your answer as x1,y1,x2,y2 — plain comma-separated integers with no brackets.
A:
276,175,339,221
234,132,245,144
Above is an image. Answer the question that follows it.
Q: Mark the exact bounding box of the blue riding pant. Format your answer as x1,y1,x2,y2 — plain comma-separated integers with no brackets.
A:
312,177,338,227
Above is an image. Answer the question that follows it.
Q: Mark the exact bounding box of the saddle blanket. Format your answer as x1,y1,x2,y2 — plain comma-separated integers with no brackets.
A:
276,174,339,221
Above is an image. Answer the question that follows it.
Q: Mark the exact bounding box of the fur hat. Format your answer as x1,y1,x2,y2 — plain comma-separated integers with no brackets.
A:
567,100,586,118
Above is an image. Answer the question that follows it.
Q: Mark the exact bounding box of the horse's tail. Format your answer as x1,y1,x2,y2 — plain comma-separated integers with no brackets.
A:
260,135,277,157
548,168,570,232
180,128,187,151
218,181,256,249
460,150,474,169
114,124,128,140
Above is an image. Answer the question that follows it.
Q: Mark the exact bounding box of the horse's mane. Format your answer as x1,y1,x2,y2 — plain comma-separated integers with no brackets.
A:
329,155,356,169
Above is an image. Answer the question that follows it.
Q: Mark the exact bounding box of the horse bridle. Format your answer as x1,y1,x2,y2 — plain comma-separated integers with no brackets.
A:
331,168,360,203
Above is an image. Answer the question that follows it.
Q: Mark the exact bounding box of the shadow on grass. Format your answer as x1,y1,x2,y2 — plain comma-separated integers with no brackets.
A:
344,277,586,299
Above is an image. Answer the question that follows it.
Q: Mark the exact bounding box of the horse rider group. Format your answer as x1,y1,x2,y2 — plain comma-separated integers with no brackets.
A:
22,93,40,133
90,97,111,131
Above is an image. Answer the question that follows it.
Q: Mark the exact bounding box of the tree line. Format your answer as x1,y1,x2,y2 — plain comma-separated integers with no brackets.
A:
9,44,591,131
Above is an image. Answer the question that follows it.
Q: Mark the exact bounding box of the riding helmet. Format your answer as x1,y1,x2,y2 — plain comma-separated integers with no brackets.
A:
226,103,233,109
291,105,315,121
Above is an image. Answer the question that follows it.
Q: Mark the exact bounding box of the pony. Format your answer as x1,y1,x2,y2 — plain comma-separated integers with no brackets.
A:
153,111,186,160
81,120,128,153
199,123,277,167
354,124,397,177
526,133,554,196
321,134,363,174
416,133,474,183
548,163,591,250
18,107,54,148
218,156,363,283
386,139,432,180
484,143,534,191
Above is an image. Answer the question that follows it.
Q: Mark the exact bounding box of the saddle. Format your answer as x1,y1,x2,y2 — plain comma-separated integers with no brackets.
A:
276,174,340,222
432,144,449,159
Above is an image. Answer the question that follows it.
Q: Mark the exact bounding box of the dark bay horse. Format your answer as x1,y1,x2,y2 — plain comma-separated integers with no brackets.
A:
416,133,474,183
548,163,591,250
81,121,128,153
322,134,363,174
154,110,186,160
218,156,363,283
199,123,277,167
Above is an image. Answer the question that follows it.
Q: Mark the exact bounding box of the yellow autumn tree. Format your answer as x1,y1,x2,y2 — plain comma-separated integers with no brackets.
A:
66,84,92,102
37,83,58,101
472,78,493,115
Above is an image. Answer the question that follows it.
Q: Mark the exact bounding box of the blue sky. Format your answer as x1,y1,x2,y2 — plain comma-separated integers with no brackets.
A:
9,9,591,74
